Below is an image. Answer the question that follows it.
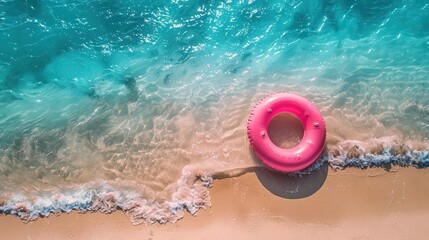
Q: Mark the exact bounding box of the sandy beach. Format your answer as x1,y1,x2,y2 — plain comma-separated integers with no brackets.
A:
1,0,429,239
1,165,429,240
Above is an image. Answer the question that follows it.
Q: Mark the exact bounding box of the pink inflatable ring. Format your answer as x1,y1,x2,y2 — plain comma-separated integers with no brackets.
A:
247,93,326,173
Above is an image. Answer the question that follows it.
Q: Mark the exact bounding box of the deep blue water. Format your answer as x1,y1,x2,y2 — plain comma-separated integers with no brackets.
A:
0,0,429,224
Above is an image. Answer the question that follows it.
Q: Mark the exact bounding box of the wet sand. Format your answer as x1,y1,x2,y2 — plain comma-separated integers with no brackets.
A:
1,166,429,239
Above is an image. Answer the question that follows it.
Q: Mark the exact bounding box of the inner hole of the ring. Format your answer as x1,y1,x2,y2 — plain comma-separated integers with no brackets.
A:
267,112,304,149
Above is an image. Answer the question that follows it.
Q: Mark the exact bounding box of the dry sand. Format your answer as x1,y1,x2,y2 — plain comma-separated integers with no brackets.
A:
1,165,429,240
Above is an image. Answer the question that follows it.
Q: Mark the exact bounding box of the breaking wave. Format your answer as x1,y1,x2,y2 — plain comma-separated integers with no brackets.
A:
1,137,428,225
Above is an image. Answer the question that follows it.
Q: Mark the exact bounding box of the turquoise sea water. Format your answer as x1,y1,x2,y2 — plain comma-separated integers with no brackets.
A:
1,0,429,224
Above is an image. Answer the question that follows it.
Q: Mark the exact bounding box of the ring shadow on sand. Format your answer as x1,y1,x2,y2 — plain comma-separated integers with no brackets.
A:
251,149,329,200
254,163,329,199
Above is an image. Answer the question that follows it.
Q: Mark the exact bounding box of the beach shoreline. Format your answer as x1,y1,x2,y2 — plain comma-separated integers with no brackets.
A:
1,166,429,239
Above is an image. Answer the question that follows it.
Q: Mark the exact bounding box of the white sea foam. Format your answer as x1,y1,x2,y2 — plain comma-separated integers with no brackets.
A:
328,137,429,169
0,165,213,225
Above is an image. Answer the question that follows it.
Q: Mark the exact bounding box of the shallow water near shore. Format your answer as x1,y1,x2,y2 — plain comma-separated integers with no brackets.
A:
0,0,428,224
